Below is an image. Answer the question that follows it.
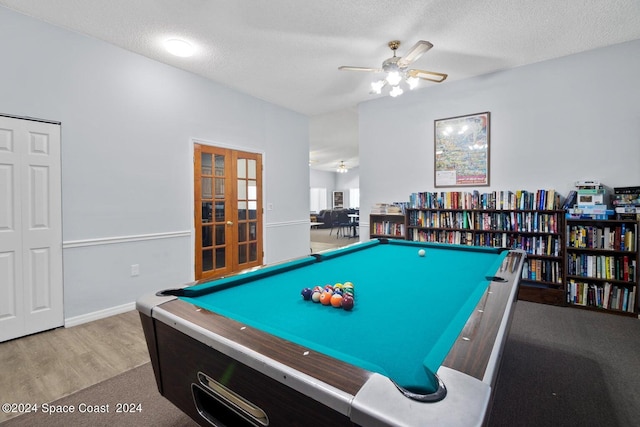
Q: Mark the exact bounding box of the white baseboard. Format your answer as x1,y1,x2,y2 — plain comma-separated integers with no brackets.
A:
64,302,136,328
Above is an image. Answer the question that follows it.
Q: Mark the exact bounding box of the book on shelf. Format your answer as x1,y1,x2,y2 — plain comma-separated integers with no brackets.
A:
613,186,640,195
562,190,577,210
371,221,405,237
615,206,640,221
611,194,640,206
566,206,614,220
567,253,636,282
567,280,636,313
408,189,563,211
567,223,636,252
370,203,404,215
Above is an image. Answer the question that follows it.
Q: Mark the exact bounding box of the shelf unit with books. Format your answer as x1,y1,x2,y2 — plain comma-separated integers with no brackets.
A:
566,218,638,316
406,189,566,305
369,214,406,239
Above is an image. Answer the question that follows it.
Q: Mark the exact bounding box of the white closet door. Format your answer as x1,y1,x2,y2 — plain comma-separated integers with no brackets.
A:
0,115,63,342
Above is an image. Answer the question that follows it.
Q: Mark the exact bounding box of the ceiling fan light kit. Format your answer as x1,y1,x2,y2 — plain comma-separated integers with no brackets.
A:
339,40,447,98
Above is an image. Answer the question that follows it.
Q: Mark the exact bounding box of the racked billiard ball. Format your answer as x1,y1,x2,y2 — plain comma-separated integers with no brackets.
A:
301,287,312,300
311,291,322,303
341,294,354,311
330,293,343,308
320,291,333,305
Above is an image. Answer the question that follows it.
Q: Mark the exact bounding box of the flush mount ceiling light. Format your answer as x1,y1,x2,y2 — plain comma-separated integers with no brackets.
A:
336,161,348,174
165,38,195,57
339,40,448,98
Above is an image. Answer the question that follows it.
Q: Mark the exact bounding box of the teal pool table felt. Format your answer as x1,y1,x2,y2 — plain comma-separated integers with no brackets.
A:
180,240,507,393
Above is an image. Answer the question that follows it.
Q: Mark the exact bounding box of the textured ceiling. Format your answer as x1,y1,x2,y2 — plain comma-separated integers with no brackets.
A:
2,0,639,171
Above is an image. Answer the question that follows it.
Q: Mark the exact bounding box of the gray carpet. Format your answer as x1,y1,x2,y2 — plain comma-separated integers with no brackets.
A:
490,301,640,427
2,363,197,427
4,301,639,426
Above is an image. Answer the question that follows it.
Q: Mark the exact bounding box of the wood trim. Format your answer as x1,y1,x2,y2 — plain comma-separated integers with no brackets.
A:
194,144,264,280
158,298,371,396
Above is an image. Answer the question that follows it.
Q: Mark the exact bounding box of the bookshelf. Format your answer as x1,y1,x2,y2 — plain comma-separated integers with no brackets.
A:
405,189,566,305
566,218,638,316
369,214,406,239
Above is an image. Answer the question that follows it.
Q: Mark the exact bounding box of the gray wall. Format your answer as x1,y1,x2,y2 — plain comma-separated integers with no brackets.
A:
310,167,360,210
0,7,310,321
359,39,640,233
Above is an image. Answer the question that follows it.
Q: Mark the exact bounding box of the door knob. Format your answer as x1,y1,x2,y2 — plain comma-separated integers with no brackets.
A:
226,221,233,226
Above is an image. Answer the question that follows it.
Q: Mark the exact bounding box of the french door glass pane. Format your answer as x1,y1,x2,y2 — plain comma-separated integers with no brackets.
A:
238,223,247,243
215,248,225,268
238,244,247,264
215,202,225,221
202,178,212,199
202,249,213,272
201,153,212,175
238,201,247,220
248,201,257,220
214,154,225,176
249,243,257,262
237,159,246,179
202,226,213,247
248,159,256,179
215,224,225,245
215,178,224,199
237,180,247,199
249,222,257,240
202,202,212,222
248,180,257,199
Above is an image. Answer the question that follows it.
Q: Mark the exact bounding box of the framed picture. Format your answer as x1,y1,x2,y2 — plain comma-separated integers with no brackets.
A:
332,191,344,209
434,112,490,187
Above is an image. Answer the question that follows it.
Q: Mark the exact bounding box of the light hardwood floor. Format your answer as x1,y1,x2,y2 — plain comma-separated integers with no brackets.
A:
0,310,150,423
310,227,356,253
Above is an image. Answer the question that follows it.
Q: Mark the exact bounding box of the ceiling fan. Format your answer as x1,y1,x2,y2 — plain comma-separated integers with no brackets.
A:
339,40,447,96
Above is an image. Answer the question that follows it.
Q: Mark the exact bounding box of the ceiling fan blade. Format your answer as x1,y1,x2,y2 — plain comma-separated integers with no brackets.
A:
397,40,433,67
408,69,448,83
338,66,382,72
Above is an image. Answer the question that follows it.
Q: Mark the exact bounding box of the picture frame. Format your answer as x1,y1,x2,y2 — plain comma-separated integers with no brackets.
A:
434,112,490,187
332,191,344,209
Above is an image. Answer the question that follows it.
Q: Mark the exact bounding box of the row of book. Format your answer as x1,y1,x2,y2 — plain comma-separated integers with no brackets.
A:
408,229,475,246
612,187,640,221
522,259,563,284
371,203,404,215
370,221,405,237
612,186,640,206
611,194,640,206
511,235,561,257
408,189,562,211
567,280,636,313
566,224,637,252
407,210,561,234
407,229,560,257
566,254,636,282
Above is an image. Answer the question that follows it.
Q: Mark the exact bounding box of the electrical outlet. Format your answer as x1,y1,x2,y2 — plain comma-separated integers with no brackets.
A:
131,264,140,276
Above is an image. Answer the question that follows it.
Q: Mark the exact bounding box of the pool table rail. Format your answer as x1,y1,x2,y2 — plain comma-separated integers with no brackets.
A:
138,294,373,416
442,250,525,386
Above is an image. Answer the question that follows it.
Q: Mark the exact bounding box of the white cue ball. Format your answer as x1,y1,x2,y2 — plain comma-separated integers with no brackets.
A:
418,249,426,257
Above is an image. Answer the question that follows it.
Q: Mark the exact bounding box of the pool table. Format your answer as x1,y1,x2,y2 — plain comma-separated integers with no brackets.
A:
137,239,525,427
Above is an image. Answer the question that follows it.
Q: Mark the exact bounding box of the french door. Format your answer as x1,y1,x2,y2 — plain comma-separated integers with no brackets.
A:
194,144,263,281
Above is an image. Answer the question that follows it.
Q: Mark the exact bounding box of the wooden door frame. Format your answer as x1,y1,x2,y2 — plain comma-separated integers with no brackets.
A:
190,139,266,282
